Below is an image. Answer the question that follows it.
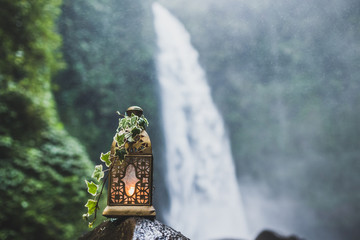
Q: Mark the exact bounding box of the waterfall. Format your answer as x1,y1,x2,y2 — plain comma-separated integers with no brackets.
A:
152,3,249,239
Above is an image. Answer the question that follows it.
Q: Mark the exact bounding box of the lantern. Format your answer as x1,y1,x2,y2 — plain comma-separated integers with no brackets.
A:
102,106,156,217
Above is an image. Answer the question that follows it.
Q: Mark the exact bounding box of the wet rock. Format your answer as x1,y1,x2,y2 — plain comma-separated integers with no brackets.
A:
79,217,189,240
255,230,304,240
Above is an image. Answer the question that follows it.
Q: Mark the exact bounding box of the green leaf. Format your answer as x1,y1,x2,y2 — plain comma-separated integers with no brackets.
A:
119,117,127,130
139,116,149,128
85,180,98,196
131,126,141,136
116,148,127,160
114,133,125,146
124,132,133,142
138,119,145,128
92,165,104,182
100,151,111,167
130,114,138,125
85,199,97,216
123,119,129,129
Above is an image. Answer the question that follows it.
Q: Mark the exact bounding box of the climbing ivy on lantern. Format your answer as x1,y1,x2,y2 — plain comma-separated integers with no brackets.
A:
82,111,149,228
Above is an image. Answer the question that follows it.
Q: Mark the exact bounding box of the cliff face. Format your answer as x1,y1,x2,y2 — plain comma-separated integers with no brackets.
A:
79,217,189,240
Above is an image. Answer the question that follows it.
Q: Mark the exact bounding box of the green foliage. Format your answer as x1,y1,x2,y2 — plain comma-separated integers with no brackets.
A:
115,133,125,146
84,200,97,216
92,165,104,182
116,114,149,145
0,129,93,240
0,0,64,114
0,0,94,239
85,181,99,196
100,151,111,167
54,0,159,162
54,0,169,221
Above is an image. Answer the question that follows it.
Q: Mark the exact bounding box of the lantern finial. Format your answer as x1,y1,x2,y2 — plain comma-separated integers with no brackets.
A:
126,106,143,117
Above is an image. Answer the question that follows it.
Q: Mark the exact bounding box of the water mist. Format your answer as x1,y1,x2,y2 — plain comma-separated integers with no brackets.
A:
153,3,249,239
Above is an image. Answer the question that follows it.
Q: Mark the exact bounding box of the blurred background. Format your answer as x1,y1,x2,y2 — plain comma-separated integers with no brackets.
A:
0,0,359,239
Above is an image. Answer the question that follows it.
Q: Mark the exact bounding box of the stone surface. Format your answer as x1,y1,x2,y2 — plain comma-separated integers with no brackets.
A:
79,217,189,240
255,230,304,240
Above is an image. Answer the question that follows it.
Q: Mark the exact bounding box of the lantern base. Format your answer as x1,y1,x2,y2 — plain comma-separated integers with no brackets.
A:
102,205,156,218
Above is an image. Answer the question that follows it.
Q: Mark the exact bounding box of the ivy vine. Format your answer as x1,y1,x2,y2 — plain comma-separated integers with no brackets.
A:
82,111,149,228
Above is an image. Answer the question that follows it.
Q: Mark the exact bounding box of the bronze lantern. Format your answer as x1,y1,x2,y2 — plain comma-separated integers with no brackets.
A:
102,106,156,217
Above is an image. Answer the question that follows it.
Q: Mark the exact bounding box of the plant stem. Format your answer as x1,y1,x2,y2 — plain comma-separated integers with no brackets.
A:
93,160,115,222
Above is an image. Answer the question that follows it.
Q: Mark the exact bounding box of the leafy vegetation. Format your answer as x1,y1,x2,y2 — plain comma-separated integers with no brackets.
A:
54,0,159,162
0,129,92,239
54,0,170,221
0,0,93,239
3,0,357,238
0,0,161,238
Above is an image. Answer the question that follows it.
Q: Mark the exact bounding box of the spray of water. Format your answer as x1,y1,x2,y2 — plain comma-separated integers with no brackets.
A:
153,3,249,239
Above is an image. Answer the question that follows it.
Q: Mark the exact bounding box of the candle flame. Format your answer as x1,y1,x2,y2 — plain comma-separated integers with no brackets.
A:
128,186,135,196
122,164,139,196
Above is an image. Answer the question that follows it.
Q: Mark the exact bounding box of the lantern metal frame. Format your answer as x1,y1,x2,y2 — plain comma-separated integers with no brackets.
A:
108,154,154,206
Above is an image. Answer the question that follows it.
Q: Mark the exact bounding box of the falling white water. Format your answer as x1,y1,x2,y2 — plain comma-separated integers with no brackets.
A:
153,3,249,240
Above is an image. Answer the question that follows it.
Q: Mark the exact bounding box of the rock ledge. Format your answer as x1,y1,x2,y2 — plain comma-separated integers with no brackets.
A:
79,217,189,240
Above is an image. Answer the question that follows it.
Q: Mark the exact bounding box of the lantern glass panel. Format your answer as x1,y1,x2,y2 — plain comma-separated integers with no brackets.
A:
109,156,152,205
122,164,139,196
